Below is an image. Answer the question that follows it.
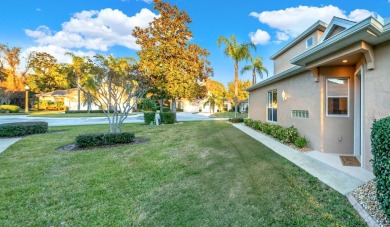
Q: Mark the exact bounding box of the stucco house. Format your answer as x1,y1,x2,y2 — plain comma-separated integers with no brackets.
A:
247,16,390,171
37,88,100,110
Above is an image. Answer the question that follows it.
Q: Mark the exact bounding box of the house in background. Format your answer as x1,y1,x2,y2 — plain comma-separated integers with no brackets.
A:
238,99,248,113
177,98,232,113
247,16,390,171
36,88,100,110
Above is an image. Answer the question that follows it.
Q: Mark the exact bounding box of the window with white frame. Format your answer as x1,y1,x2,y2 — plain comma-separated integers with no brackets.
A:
267,90,277,122
326,78,349,116
306,36,314,48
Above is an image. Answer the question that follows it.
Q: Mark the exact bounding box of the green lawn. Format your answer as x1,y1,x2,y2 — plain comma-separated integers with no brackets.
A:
209,111,248,118
0,122,364,226
26,111,139,118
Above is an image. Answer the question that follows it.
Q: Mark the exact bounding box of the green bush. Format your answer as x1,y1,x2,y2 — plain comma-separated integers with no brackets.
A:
244,118,253,126
144,111,156,125
283,126,300,143
138,98,157,111
160,112,175,124
0,105,20,113
176,108,184,112
295,136,309,148
229,117,244,123
0,122,48,137
371,116,390,215
76,132,135,148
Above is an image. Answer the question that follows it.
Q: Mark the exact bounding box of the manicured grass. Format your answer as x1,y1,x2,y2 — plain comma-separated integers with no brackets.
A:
209,111,248,118
27,111,139,118
0,122,365,226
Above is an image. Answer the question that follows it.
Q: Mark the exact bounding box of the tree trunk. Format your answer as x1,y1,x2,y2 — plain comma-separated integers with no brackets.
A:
172,98,177,122
160,98,164,112
252,69,256,85
234,61,238,118
77,76,81,111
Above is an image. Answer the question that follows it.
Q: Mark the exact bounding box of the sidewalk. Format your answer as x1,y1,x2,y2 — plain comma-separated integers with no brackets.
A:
233,123,374,195
0,138,21,154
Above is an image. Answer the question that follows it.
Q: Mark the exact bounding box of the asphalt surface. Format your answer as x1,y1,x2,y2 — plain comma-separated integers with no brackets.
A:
0,112,227,126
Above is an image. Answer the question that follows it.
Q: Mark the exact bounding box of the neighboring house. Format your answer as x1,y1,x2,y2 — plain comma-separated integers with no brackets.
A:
36,88,100,110
238,99,248,113
247,16,390,171
176,98,232,113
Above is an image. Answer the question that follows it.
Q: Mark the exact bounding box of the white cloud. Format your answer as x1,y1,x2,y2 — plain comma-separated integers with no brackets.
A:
250,5,381,41
249,29,271,45
25,8,158,52
276,31,289,41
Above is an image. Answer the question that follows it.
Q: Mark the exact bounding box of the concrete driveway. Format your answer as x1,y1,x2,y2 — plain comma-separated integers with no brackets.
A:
0,112,227,126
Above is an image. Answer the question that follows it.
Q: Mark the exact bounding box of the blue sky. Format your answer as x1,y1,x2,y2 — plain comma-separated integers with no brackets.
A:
1,0,389,86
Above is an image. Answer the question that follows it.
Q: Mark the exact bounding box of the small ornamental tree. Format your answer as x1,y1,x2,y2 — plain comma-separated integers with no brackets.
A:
91,55,149,133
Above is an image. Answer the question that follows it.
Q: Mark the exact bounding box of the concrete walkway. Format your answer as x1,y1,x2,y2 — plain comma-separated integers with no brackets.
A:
233,123,373,195
0,138,21,154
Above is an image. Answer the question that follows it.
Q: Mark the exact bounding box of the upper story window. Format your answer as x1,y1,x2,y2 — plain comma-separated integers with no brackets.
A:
267,90,277,122
326,78,349,117
306,36,314,48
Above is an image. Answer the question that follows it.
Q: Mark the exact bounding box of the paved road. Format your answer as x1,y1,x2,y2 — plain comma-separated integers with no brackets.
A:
0,113,227,126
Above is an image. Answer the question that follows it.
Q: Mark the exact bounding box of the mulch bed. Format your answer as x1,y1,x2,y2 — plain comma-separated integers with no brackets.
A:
57,137,150,151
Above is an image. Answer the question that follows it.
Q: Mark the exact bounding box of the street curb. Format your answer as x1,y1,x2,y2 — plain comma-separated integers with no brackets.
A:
346,193,379,227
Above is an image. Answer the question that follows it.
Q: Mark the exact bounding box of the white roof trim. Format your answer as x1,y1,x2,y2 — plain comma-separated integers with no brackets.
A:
318,17,357,43
270,20,328,60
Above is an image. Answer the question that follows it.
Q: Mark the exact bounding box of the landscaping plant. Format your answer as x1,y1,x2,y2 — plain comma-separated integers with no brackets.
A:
371,116,390,216
0,122,48,137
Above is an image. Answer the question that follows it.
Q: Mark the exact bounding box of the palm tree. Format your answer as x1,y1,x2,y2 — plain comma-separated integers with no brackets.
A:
217,35,255,117
203,92,224,114
241,56,268,85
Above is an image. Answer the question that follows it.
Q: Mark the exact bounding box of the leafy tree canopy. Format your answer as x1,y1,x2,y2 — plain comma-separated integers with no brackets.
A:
226,79,251,104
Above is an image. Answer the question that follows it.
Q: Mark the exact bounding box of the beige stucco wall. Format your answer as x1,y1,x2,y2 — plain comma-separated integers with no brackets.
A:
249,66,355,154
273,30,323,75
362,41,390,170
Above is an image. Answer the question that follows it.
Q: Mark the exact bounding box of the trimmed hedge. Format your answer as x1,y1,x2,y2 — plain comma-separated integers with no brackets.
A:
244,118,304,145
160,112,175,124
371,116,390,215
0,105,20,113
75,132,135,148
144,111,156,125
229,117,244,123
0,122,48,137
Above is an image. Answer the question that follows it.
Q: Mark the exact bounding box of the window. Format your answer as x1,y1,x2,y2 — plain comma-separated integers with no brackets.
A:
292,110,309,118
306,36,313,48
267,90,277,122
326,78,349,116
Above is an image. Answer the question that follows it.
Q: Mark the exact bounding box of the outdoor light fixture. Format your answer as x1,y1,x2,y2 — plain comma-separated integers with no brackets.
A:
282,90,287,101
24,85,30,113
342,59,348,63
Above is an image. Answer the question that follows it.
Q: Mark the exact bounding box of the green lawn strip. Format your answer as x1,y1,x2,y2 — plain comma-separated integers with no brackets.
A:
26,111,139,118
209,112,248,118
0,122,365,226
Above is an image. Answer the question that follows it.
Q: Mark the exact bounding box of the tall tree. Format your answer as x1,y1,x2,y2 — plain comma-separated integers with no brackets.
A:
27,52,69,93
241,56,268,85
226,79,251,105
91,55,149,133
204,78,225,113
133,0,213,121
217,35,255,117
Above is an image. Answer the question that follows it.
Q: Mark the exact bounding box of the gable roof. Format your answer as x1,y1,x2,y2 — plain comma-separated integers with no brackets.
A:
270,20,328,60
247,16,390,92
317,17,356,43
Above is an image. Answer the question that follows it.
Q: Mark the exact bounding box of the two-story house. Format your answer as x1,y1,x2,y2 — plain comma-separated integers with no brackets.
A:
247,16,390,171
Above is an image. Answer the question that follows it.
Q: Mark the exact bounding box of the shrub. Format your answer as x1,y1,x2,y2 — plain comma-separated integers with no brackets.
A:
244,118,252,126
294,136,309,148
229,118,244,123
0,122,48,137
283,126,300,143
144,111,156,125
152,106,171,112
160,112,175,124
138,98,157,111
0,105,20,113
75,132,135,148
176,108,183,112
371,116,390,215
